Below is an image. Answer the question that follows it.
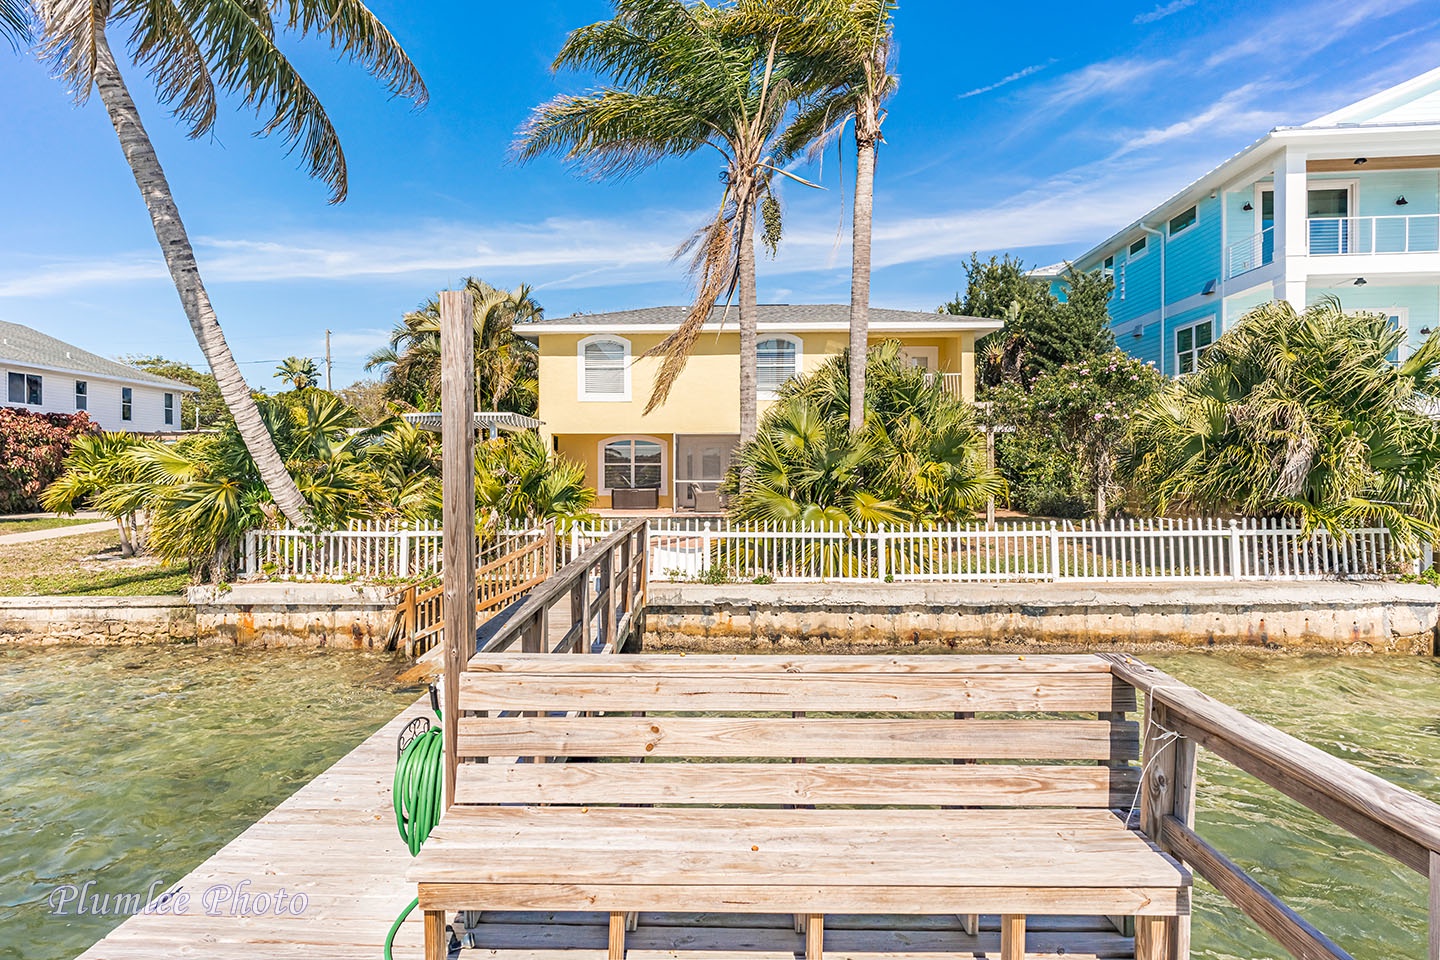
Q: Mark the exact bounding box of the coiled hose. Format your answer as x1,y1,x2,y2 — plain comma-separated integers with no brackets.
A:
383,701,444,960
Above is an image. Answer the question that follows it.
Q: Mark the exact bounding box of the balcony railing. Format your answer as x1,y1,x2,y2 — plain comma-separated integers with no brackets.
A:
1225,226,1275,279
924,371,965,400
1308,214,1440,255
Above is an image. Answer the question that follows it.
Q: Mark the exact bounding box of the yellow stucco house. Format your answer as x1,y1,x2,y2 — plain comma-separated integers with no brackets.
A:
514,304,1001,510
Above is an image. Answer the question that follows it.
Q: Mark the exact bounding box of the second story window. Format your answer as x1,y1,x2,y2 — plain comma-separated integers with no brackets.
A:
8,372,42,405
163,393,175,425
578,336,630,401
1176,320,1214,374
1129,236,1148,259
1102,254,1115,279
757,336,801,396
1168,205,1198,236
75,381,87,411
121,387,133,421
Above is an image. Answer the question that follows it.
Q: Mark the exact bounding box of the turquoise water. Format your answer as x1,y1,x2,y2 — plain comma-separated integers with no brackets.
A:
0,646,418,960
1,646,1435,960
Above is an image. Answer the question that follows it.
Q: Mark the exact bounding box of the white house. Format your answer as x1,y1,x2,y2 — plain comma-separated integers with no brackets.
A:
1,320,197,432
1043,67,1440,375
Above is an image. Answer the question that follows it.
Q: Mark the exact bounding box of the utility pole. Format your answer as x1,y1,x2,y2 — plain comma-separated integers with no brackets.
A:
324,329,333,391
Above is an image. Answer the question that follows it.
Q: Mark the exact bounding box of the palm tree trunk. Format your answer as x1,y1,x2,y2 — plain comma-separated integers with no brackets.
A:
849,132,876,434
737,195,759,443
90,27,310,528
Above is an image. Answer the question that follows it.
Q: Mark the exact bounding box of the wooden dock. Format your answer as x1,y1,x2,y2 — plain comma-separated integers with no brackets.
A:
76,699,434,960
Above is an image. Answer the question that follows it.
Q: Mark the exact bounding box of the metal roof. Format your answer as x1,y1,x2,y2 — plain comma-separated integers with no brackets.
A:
402,411,545,433
0,320,198,391
514,303,998,334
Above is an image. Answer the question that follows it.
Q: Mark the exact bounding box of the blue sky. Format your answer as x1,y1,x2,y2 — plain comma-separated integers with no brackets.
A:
2,0,1439,387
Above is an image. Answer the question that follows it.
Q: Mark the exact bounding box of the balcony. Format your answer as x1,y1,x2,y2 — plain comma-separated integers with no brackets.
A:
1307,214,1440,255
924,371,965,400
1225,226,1275,279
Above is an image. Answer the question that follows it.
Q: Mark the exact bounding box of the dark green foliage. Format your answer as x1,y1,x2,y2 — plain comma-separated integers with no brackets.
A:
943,253,1115,389
725,341,1004,525
125,356,227,428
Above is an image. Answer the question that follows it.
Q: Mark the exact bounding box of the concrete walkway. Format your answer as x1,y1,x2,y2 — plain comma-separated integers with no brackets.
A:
0,519,115,546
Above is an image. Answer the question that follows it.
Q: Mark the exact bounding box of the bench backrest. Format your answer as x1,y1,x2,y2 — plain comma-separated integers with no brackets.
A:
453,654,1139,810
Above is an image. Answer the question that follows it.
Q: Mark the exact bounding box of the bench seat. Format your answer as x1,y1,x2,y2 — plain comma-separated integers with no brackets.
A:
411,806,1188,915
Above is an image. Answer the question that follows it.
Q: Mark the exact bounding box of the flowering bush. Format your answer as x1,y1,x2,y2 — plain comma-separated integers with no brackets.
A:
0,408,97,513
993,350,1163,519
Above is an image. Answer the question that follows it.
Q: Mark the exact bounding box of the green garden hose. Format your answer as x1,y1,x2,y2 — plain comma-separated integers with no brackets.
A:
384,703,444,960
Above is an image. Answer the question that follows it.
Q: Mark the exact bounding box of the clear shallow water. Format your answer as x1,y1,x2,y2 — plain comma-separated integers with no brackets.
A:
1145,653,1440,960
1,648,1435,960
0,645,418,960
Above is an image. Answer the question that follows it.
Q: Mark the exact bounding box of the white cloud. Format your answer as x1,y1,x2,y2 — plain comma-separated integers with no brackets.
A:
1134,0,1197,24
1041,58,1170,110
958,61,1054,99
1109,84,1281,157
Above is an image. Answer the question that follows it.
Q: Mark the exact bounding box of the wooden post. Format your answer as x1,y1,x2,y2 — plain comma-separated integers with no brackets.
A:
1000,914,1025,960
805,914,824,960
1139,694,1195,960
439,288,475,813
608,911,626,960
1135,916,1168,960
1430,849,1439,960
603,551,617,650
424,908,447,960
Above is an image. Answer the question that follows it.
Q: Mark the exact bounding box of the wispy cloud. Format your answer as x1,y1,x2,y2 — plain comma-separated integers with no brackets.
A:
1041,57,1170,109
1109,83,1281,157
1134,0,1197,24
958,61,1054,99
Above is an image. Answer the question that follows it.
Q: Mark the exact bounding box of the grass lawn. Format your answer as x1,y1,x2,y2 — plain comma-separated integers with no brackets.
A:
0,516,105,534
0,532,192,597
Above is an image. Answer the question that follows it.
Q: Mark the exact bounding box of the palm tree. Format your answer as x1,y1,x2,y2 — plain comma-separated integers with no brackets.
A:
366,278,541,414
1,0,28,46
727,341,1003,524
1127,298,1440,551
738,0,898,434
32,1,426,526
275,356,320,391
515,0,819,441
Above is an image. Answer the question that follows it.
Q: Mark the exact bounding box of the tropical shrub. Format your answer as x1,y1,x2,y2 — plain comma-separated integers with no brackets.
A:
1126,298,1440,551
40,432,151,555
0,408,96,513
993,350,1164,520
472,431,595,526
724,342,1004,526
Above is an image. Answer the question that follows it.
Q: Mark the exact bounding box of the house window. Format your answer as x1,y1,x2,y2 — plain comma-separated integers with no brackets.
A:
757,336,801,396
75,381,87,411
1168,205,1198,236
8,372,42,405
163,392,174,425
578,336,630,401
1129,236,1148,258
121,387,133,421
1102,254,1115,278
601,437,664,492
1175,319,1214,374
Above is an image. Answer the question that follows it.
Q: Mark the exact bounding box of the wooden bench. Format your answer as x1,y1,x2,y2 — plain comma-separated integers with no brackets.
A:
409,654,1192,960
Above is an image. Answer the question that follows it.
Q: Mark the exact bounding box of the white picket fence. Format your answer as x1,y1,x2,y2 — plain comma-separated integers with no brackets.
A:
244,516,1410,583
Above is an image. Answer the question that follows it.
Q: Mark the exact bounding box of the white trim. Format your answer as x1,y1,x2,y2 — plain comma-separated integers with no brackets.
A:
756,333,803,400
596,435,667,496
1384,306,1411,362
576,334,632,403
1173,315,1218,375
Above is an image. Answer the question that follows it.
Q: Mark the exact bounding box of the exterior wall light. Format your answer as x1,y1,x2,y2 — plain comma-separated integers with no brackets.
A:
1242,202,1253,211
1396,196,1409,206
1354,277,1368,286
1354,157,1368,165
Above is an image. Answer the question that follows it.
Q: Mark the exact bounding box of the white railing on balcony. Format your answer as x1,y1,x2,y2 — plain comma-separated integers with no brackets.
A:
1225,227,1274,278
924,371,965,400
1307,214,1440,255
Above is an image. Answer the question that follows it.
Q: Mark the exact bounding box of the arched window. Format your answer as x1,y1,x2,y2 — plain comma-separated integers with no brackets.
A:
756,335,802,397
578,335,630,401
600,436,665,493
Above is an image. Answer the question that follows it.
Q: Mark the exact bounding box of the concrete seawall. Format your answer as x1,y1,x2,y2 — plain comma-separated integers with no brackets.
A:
642,581,1440,655
0,583,399,648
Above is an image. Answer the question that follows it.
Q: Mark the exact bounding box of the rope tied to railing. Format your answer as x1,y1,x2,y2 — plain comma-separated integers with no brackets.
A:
1125,709,1184,828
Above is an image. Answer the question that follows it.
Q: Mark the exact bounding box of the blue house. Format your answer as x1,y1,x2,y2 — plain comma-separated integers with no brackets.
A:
1038,67,1440,375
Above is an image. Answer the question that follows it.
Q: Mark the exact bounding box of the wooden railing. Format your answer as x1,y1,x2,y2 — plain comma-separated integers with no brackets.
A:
395,524,555,658
1105,654,1440,960
476,518,648,656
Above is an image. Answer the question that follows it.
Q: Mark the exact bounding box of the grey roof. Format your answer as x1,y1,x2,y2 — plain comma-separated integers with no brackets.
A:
0,320,197,390
516,304,989,328
402,411,545,433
